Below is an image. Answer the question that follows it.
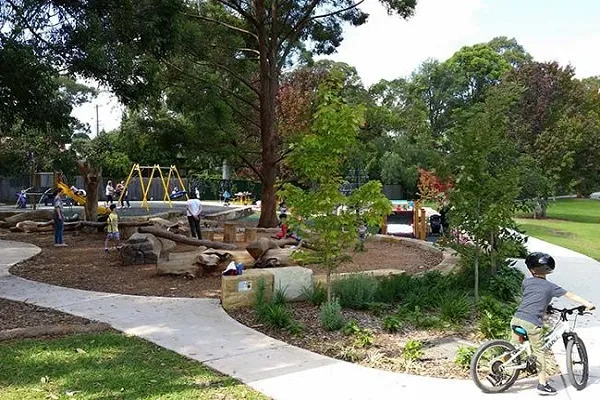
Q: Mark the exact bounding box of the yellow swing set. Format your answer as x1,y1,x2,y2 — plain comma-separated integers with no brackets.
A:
119,164,188,211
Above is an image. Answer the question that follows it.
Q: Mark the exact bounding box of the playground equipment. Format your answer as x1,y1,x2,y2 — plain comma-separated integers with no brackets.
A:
120,164,188,211
383,200,429,240
56,178,110,216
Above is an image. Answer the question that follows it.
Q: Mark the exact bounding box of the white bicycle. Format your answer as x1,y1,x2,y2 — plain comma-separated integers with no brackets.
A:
471,305,592,393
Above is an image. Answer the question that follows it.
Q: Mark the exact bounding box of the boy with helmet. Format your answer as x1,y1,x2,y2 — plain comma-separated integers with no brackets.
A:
511,252,595,395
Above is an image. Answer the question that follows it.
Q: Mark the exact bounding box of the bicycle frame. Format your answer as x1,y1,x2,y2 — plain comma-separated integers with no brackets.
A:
495,307,581,373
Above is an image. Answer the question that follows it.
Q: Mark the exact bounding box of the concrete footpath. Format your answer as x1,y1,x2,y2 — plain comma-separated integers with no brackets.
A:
1,238,599,400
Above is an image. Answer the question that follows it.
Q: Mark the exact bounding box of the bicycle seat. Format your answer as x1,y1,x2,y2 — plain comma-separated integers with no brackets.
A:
511,325,529,341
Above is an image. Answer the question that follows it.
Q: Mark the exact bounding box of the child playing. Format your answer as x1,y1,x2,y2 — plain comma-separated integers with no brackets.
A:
104,204,121,253
511,252,595,396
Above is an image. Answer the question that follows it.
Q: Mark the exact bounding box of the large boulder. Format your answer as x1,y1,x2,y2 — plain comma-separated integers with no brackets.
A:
157,238,177,260
156,248,207,277
246,237,278,260
221,269,274,310
269,266,313,302
121,233,162,265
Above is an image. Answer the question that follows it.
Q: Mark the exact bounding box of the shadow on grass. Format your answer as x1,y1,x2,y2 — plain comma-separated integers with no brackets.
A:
0,332,265,400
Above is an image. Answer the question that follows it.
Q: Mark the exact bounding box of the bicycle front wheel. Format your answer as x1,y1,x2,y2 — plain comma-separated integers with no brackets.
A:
470,340,521,393
566,337,589,390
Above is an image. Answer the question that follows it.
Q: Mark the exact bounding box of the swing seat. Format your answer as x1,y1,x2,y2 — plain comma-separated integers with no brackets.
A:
169,190,187,200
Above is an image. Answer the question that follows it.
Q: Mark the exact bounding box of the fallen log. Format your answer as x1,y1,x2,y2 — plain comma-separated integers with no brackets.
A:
80,220,152,228
139,226,237,250
5,210,54,226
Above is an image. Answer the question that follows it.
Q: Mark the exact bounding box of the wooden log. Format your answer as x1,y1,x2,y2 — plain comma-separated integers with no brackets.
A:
223,222,237,243
139,226,236,250
80,220,152,228
204,229,215,241
5,210,54,226
244,227,258,243
156,249,206,277
203,249,256,268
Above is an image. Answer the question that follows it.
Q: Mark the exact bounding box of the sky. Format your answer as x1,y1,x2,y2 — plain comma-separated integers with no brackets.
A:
72,0,600,134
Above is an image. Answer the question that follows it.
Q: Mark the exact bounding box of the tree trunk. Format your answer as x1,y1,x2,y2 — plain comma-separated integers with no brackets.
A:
78,160,101,222
138,226,236,250
256,21,280,229
490,232,497,276
474,245,480,304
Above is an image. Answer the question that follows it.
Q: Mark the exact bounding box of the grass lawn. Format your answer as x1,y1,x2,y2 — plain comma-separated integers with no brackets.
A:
0,332,267,400
515,199,600,260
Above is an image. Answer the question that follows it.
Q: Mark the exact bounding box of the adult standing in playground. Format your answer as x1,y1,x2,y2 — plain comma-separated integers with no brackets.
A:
105,180,115,205
116,180,131,208
186,192,202,239
52,187,66,247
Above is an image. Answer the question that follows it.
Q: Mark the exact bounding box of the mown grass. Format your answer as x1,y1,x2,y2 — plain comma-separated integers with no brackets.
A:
516,198,600,223
0,332,267,400
516,217,600,261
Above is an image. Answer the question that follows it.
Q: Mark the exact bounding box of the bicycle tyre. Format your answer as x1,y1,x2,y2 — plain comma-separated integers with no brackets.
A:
566,337,589,390
470,339,520,393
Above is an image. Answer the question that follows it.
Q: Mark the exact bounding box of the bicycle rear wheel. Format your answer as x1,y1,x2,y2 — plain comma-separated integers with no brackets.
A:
566,337,589,390
470,340,521,393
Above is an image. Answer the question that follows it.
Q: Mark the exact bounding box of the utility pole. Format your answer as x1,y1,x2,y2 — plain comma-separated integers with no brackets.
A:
96,104,99,136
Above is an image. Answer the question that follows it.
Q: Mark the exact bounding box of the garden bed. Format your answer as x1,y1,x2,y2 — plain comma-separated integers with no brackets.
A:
227,267,561,380
3,229,440,298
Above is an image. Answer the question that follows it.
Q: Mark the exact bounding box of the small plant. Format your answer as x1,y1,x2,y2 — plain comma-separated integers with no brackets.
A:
336,346,363,362
366,302,391,317
301,282,327,306
382,315,403,333
319,299,345,331
353,328,374,348
402,339,423,361
332,274,378,310
254,277,270,322
454,345,477,369
271,287,287,306
286,321,304,336
342,320,361,336
263,304,292,329
438,291,472,323
406,306,443,330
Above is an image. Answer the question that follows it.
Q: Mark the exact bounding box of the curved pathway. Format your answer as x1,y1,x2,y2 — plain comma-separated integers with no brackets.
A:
1,238,598,400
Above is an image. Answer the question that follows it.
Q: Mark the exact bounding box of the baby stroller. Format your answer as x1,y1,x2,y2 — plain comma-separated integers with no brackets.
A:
429,213,442,235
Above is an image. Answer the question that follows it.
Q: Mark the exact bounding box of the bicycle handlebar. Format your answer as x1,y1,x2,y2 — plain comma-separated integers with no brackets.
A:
547,305,592,316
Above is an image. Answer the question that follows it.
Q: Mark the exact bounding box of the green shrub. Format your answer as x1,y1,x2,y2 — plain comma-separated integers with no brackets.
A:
342,320,361,336
320,300,345,331
478,310,510,339
382,315,403,333
332,274,378,310
375,274,413,303
488,265,524,303
301,282,327,306
402,339,423,361
353,329,374,348
263,304,293,329
454,345,477,369
438,291,473,323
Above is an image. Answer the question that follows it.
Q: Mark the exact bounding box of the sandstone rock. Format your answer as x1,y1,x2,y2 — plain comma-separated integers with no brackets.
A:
269,266,313,302
121,233,162,265
157,238,177,260
156,250,205,277
246,237,278,260
221,269,274,310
